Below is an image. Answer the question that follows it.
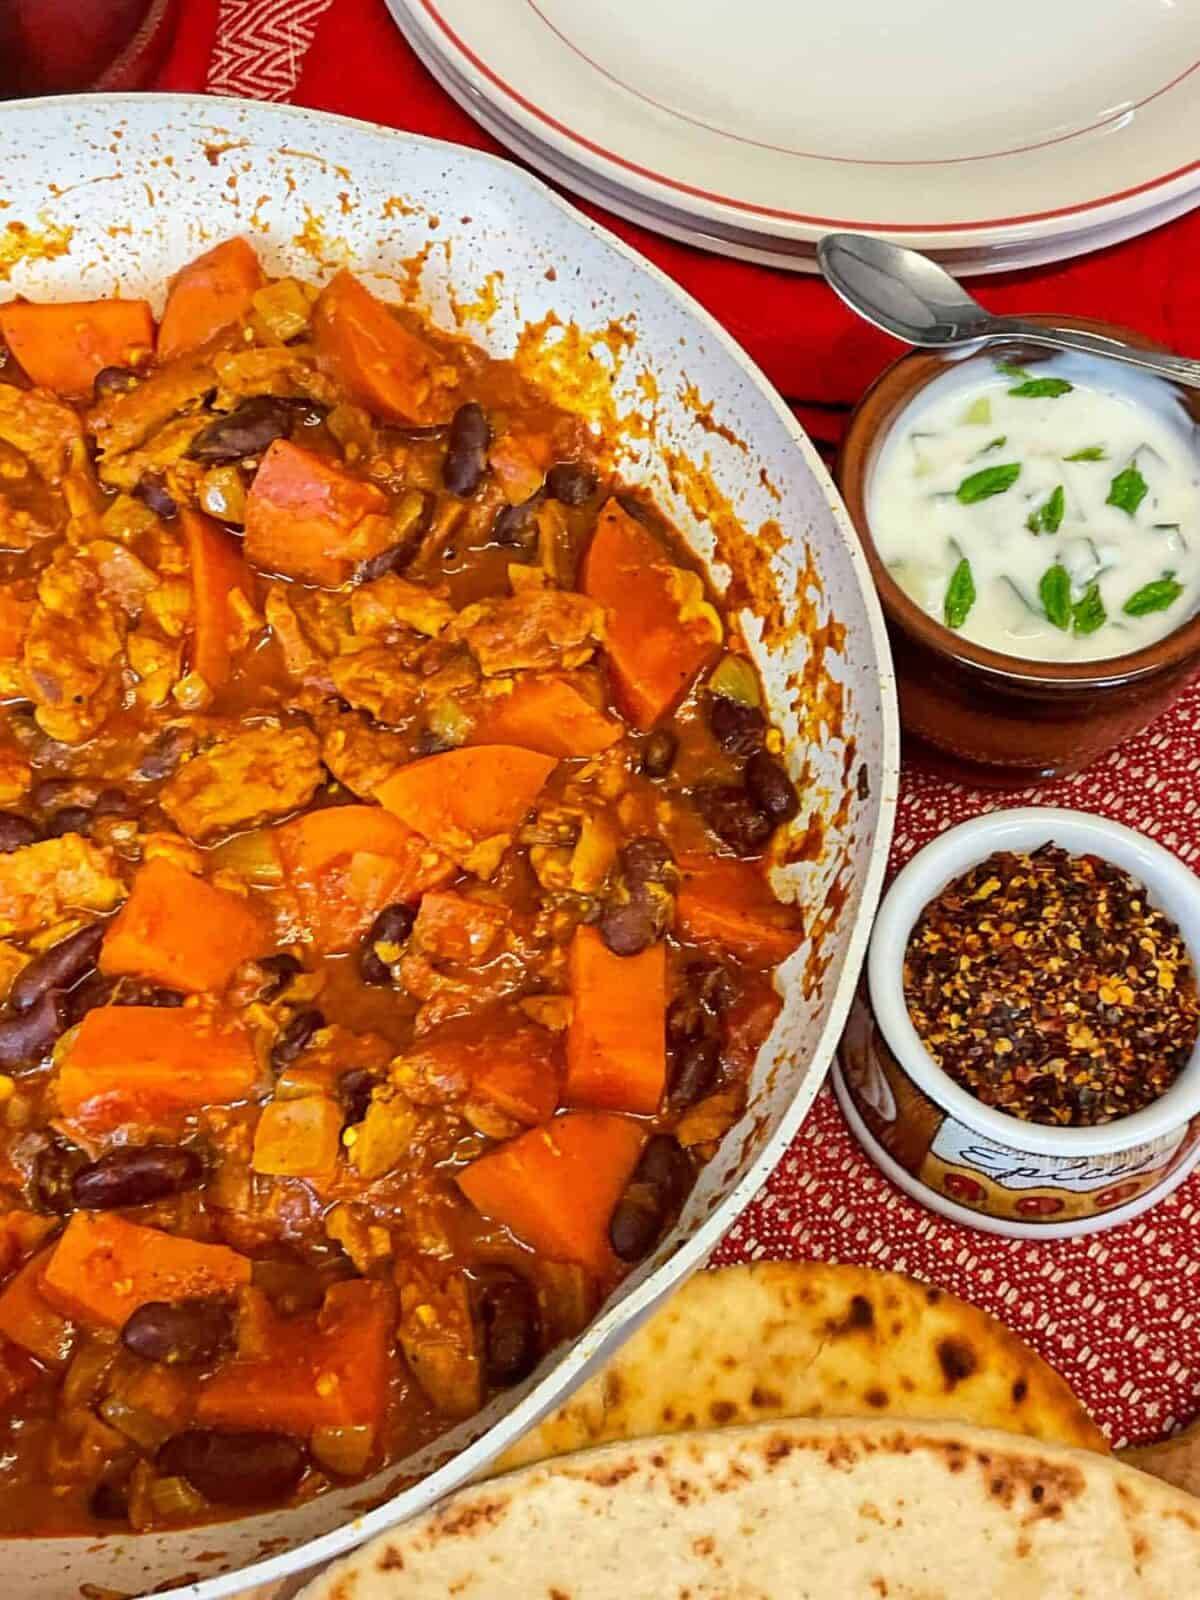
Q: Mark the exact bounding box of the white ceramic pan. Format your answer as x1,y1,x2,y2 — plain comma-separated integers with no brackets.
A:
0,94,898,1600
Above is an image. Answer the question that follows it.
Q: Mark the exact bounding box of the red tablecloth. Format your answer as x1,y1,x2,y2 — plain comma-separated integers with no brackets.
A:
154,0,1200,1448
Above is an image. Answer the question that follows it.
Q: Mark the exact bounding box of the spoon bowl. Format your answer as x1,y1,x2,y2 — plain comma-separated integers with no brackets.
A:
817,232,1200,391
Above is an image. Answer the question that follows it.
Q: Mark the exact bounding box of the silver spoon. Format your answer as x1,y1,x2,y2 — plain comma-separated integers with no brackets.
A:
817,232,1200,390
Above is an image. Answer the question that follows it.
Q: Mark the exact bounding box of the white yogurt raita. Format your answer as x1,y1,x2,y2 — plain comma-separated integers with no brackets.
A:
867,353,1200,663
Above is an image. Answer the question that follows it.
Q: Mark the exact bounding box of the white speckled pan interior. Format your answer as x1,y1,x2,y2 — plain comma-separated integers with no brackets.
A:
0,94,898,1600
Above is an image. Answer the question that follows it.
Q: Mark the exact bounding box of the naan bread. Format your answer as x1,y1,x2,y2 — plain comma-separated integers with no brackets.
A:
494,1262,1104,1475
302,1418,1196,1600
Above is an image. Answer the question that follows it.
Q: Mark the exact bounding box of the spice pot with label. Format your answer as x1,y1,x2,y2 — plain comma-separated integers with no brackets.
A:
835,808,1200,1238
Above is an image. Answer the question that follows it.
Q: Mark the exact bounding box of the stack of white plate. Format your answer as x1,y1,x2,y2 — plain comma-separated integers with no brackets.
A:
387,0,1200,276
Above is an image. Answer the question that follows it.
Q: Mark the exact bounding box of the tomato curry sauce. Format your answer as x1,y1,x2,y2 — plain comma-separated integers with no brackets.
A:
0,240,805,1533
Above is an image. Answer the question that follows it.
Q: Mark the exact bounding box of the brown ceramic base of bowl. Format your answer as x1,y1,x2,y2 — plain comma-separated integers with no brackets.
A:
837,319,1200,783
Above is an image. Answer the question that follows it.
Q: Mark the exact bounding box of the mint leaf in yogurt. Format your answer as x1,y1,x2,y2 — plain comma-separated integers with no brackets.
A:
995,361,1030,380
1026,484,1065,535
943,559,976,629
1071,583,1106,636
1009,377,1074,398
1123,572,1183,616
1107,464,1149,516
956,462,1020,503
1065,446,1106,462
1039,563,1072,630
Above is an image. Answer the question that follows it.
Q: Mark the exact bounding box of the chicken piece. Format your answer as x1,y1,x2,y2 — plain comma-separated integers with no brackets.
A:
23,559,125,744
84,540,159,617
0,834,124,937
397,1266,482,1420
96,414,209,492
0,749,30,808
264,585,335,692
88,356,216,459
0,498,53,554
211,346,338,409
317,706,409,800
0,385,83,485
160,723,322,841
399,950,527,1034
329,646,422,727
350,574,455,640
456,590,606,676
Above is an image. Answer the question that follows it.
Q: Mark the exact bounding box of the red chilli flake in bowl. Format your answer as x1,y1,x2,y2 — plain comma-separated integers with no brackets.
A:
902,843,1200,1128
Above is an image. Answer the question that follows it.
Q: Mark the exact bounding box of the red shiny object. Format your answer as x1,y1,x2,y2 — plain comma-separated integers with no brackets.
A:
0,0,178,96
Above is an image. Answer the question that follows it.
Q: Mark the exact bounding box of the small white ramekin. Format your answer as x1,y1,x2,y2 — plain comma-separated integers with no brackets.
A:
834,808,1200,1238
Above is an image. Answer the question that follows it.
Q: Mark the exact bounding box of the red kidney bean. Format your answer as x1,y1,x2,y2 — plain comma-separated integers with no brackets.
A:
89,1477,131,1521
696,785,772,856
608,1136,693,1262
359,903,415,986
270,1008,325,1070
121,1298,234,1366
476,1269,540,1386
745,751,799,824
113,982,185,1008
668,1037,719,1110
707,695,766,756
640,728,678,778
620,836,676,891
92,366,140,400
133,471,178,521
157,1429,308,1504
545,461,597,506
256,952,303,1000
598,896,660,958
72,1144,205,1210
442,402,490,497
33,1137,88,1214
0,813,40,853
10,924,103,1013
187,396,294,463
0,989,67,1067
492,492,542,548
338,1067,379,1128
43,805,93,839
138,726,196,781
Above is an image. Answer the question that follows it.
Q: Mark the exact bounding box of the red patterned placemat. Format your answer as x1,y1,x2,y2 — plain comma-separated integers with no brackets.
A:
159,1,1200,1448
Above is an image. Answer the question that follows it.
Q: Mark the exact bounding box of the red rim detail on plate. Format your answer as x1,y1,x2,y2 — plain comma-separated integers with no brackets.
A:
414,0,1200,233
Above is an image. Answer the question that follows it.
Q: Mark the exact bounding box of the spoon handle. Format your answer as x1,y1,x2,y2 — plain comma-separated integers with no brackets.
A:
987,318,1200,391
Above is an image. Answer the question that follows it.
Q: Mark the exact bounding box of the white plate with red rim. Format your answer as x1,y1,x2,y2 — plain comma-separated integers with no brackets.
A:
388,0,1200,266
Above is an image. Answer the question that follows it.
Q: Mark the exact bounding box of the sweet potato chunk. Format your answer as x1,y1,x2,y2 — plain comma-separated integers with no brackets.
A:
565,927,666,1116
312,270,459,425
41,1214,250,1329
55,1006,258,1132
180,509,255,693
160,724,322,841
275,804,455,952
244,438,390,587
157,237,264,361
468,675,621,759
0,300,154,399
583,499,721,728
376,746,556,876
457,1112,646,1277
196,1279,395,1434
676,855,805,968
0,1248,75,1365
100,855,270,995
